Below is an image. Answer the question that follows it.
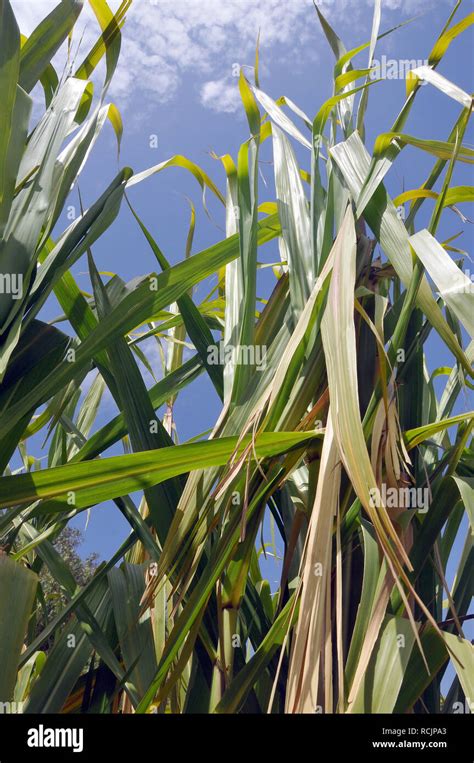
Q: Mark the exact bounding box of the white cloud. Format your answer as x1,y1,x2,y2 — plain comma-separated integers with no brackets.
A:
11,0,451,117
200,77,241,113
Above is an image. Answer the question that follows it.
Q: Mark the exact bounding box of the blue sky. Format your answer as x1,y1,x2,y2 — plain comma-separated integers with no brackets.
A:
9,0,473,614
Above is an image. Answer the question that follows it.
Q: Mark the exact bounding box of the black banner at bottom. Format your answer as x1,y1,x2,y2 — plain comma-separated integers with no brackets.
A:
0,712,471,761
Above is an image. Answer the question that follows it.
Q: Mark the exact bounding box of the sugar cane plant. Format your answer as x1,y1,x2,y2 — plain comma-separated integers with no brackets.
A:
0,0,473,715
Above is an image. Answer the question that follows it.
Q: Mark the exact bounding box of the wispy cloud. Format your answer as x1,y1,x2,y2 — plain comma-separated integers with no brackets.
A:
12,0,450,116
200,76,241,113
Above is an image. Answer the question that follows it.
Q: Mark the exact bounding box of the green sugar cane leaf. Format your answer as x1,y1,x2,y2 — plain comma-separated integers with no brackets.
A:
0,0,21,222
335,12,415,80
315,2,346,61
229,77,261,404
0,555,38,701
240,71,260,139
25,168,131,328
136,463,292,713
36,239,120,401
320,206,409,566
0,319,72,410
82,0,126,93
127,200,223,399
348,616,417,713
18,530,139,670
87,251,182,542
271,124,313,320
373,132,474,165
313,79,382,146
329,131,471,376
0,430,320,511
19,0,84,93
214,595,298,714
335,68,373,92
126,154,225,215
0,212,280,439
45,102,118,237
356,0,381,139
404,412,474,450
345,520,383,689
441,632,474,702
251,85,312,149
70,355,203,462
74,372,105,444
108,102,123,155
429,11,474,66
394,626,447,712
359,104,469,223
38,62,58,108
452,476,474,535
410,229,474,339
75,0,129,86
15,521,135,700
394,186,474,208
0,77,87,339
219,153,241,405
14,650,46,705
406,66,472,108
164,197,195,389
24,576,127,713
108,563,158,703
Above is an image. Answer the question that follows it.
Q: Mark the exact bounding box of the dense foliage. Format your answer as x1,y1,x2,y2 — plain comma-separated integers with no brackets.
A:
0,0,472,714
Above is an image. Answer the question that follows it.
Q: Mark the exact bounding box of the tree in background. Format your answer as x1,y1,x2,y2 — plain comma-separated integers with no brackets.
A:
36,528,98,651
